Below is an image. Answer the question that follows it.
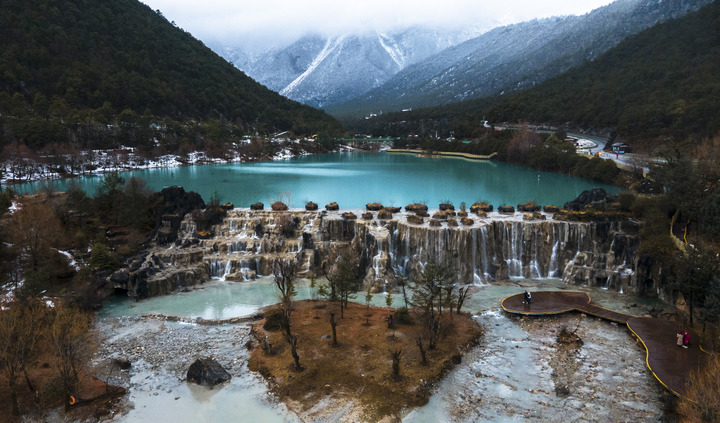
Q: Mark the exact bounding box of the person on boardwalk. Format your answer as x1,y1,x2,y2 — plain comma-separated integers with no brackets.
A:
683,330,690,348
523,290,532,305
677,331,683,347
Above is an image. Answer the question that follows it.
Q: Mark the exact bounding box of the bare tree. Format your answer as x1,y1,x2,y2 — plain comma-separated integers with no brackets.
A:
273,259,297,337
411,262,452,318
323,249,360,318
0,298,45,415
329,312,338,346
49,303,93,412
416,337,428,366
283,333,302,371
389,348,403,380
456,286,470,315
8,200,63,273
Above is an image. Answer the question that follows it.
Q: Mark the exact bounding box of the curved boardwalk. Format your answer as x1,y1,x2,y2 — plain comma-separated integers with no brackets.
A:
501,291,708,398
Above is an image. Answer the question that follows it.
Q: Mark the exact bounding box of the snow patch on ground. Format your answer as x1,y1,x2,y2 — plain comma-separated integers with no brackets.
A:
2,140,337,185
57,249,81,271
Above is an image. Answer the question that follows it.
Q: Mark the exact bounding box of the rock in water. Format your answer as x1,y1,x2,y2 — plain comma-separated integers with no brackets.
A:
187,357,231,388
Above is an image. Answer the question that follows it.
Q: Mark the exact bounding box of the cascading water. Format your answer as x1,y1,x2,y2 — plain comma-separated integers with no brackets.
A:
548,225,559,278
143,210,641,299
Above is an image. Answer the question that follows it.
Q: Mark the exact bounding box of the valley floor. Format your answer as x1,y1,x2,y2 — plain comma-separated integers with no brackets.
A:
90,279,669,422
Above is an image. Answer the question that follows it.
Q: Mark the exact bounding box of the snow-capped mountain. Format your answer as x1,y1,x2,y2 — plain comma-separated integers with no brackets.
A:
327,0,713,116
215,26,486,109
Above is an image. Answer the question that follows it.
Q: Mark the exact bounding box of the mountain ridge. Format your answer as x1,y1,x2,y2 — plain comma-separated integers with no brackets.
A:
216,26,486,108
328,0,712,117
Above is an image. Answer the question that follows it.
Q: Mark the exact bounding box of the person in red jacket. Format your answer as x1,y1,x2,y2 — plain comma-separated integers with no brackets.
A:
682,330,690,348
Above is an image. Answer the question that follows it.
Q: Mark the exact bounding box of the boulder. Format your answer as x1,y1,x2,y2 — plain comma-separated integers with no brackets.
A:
476,210,487,218
250,202,264,210
543,205,560,213
517,201,541,212
305,202,318,211
439,203,455,211
432,211,448,220
429,220,442,227
366,203,384,211
498,206,515,214
342,212,357,220
187,357,231,389
470,202,493,213
416,210,430,217
385,206,402,213
407,215,424,225
461,217,474,226
326,202,339,211
109,270,130,285
271,201,288,211
378,209,393,220
447,219,459,227
362,212,373,220
113,358,132,370
221,203,234,210
405,203,428,213
457,211,468,218
563,188,611,211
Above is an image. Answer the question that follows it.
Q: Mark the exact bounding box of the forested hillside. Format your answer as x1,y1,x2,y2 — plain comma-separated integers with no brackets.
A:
487,1,720,145
0,0,342,153
349,2,720,148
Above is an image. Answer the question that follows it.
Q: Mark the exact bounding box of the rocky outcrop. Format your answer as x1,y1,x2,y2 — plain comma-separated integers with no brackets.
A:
405,203,428,213
152,186,206,245
378,209,393,220
517,202,541,212
187,357,231,388
326,202,339,211
271,201,288,211
366,203,383,211
564,188,614,211
250,202,264,210
471,202,493,213
305,202,318,211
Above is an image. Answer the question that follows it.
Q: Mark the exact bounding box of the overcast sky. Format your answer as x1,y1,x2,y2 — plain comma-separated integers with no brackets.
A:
141,0,615,51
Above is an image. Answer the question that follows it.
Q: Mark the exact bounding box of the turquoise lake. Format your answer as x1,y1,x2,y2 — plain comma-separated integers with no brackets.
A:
14,152,619,208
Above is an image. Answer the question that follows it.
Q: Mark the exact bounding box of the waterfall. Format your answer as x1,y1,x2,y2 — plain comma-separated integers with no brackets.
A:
529,225,541,278
480,226,492,282
222,260,232,280
164,210,639,297
209,259,225,278
505,222,523,278
548,240,559,277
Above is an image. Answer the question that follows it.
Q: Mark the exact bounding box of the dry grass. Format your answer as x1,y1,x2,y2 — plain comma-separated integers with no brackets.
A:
249,300,483,420
678,354,720,422
0,351,124,422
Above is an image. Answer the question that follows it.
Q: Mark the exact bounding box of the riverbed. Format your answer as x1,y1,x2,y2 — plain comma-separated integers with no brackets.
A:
95,277,667,422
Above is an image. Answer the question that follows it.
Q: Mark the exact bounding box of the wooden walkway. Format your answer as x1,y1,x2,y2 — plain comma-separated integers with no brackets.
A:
501,291,708,398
